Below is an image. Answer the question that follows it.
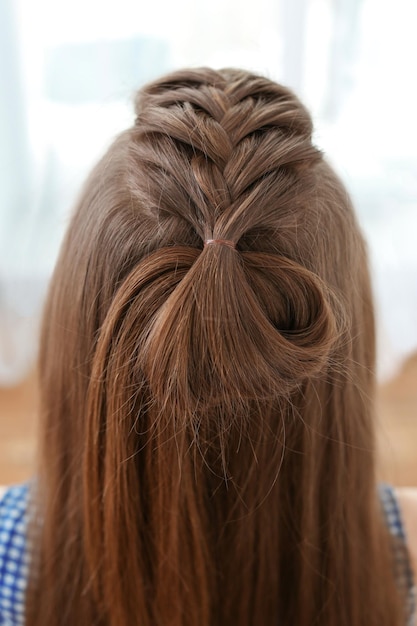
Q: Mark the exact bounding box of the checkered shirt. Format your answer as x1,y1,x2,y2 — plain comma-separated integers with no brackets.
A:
0,484,29,626
0,482,415,624
379,483,416,625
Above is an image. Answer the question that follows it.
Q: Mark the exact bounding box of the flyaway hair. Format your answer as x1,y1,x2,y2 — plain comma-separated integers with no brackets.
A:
27,68,405,625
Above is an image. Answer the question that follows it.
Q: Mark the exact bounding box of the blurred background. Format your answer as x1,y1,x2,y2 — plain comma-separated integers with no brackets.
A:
0,0,416,485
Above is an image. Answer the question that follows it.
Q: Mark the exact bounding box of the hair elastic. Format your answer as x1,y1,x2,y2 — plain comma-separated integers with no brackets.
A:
204,238,235,249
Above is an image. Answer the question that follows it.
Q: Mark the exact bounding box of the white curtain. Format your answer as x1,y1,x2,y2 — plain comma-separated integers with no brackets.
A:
0,0,416,383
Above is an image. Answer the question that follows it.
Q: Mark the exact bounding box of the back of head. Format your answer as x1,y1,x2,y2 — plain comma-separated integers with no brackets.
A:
29,68,404,625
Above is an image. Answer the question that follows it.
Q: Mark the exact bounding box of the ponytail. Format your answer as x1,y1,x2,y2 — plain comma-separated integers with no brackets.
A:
144,246,340,411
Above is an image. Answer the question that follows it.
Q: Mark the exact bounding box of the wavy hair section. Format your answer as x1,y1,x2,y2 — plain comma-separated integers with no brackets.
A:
27,68,404,625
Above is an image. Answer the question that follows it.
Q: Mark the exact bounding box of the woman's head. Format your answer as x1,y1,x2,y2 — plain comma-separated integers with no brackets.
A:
46,68,367,409
30,68,402,626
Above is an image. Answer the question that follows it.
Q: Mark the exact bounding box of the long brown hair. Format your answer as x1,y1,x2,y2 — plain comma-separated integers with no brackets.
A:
28,68,405,625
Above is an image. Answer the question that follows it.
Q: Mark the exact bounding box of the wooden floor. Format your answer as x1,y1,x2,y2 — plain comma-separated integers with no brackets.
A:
0,355,416,486
0,370,38,485
377,352,417,485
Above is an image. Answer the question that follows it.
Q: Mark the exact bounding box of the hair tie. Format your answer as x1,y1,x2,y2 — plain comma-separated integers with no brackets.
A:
204,239,235,249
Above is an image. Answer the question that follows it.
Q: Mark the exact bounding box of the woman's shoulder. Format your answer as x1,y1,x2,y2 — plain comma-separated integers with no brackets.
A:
0,483,30,537
0,483,30,513
0,483,30,625
395,487,417,581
